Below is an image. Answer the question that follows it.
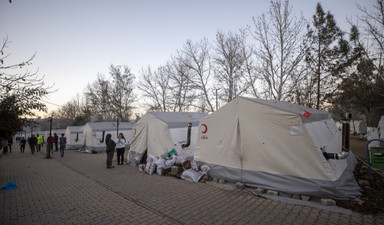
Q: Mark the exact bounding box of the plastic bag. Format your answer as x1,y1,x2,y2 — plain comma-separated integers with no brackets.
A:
181,169,205,183
166,148,177,158
165,157,176,167
138,164,145,172
174,156,186,163
201,165,210,173
145,154,157,175
155,158,166,175
191,161,199,171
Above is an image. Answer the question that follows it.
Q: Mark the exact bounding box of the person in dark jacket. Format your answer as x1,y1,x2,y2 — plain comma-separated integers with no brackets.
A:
105,134,116,168
20,137,27,153
30,134,37,154
54,133,59,151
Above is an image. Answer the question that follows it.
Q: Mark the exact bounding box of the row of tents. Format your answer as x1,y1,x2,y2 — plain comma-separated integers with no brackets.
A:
37,96,383,200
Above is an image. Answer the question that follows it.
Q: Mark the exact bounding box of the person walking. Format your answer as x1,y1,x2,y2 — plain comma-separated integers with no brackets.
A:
30,134,37,154
47,134,54,154
36,134,43,152
7,136,13,153
2,138,8,155
59,133,67,157
115,133,126,165
20,137,26,153
105,134,116,169
54,133,59,151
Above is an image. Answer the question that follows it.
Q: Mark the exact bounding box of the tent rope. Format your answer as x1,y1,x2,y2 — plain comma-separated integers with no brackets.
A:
352,151,384,179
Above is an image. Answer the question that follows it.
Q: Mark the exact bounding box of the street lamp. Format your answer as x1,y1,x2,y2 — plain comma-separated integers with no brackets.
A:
46,117,52,159
212,87,221,111
116,118,119,137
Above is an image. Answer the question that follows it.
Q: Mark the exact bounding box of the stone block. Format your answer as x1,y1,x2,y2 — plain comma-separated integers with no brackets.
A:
267,190,279,196
300,195,310,201
235,182,245,189
292,195,301,200
320,198,336,206
218,179,226,184
254,188,264,194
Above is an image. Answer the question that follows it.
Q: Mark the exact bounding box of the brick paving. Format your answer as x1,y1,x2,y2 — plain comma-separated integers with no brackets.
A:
1,146,384,225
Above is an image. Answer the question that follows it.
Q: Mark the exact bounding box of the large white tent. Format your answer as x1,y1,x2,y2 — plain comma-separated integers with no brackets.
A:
194,97,360,200
128,112,208,164
64,126,84,149
82,122,133,153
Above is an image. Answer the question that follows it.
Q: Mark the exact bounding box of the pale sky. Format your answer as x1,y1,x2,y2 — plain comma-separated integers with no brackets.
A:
0,0,375,116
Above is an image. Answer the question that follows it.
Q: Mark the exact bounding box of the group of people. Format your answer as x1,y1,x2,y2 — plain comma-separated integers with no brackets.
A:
1,136,13,155
1,133,67,157
105,133,126,169
4,132,126,168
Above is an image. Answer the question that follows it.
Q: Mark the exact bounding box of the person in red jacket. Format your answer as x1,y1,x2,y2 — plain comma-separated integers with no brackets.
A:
47,134,55,154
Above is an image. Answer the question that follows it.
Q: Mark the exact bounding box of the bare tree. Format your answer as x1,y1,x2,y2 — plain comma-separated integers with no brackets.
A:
0,36,53,138
213,30,248,102
109,65,135,121
85,74,112,120
138,66,171,111
239,30,260,98
180,39,215,112
249,0,307,101
168,57,196,111
357,0,384,79
0,36,53,116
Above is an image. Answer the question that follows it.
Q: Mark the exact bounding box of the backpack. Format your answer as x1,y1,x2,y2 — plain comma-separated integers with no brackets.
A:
60,137,67,145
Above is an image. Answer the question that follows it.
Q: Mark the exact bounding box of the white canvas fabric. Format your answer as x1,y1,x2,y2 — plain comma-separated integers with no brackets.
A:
82,122,133,152
194,97,360,199
64,126,84,149
128,112,208,164
379,116,384,138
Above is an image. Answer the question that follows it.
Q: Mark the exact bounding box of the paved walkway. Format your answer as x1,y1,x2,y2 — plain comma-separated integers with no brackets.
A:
1,146,383,225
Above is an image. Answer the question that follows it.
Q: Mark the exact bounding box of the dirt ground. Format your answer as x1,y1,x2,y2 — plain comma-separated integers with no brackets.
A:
336,135,384,215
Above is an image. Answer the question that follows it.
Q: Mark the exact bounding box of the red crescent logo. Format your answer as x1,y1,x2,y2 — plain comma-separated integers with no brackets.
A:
201,124,207,134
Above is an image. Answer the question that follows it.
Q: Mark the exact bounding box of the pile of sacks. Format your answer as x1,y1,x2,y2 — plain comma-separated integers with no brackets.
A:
138,152,211,183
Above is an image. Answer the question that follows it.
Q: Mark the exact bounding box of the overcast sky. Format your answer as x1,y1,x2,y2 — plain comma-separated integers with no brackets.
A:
0,0,376,116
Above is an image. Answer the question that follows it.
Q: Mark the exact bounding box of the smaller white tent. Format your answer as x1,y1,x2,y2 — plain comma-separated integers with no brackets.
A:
128,112,208,164
82,122,133,153
38,129,66,139
65,126,84,149
379,116,384,138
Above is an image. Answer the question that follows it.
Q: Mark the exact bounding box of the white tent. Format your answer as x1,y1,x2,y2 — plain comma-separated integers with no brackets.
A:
82,122,133,153
379,116,384,138
38,129,66,139
64,126,84,149
128,112,208,164
194,97,360,200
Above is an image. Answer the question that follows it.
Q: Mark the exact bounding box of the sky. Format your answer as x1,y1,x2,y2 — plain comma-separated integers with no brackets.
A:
0,0,376,116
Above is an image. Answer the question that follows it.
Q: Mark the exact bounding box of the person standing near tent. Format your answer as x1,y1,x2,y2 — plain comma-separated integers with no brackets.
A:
54,133,59,151
30,134,37,154
36,134,43,152
20,137,26,153
59,133,67,157
105,134,116,168
115,133,126,165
